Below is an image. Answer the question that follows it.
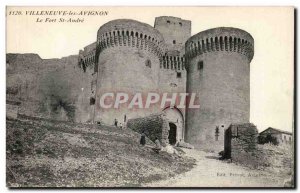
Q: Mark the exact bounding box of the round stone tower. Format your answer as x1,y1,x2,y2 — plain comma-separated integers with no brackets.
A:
95,19,164,124
184,27,254,147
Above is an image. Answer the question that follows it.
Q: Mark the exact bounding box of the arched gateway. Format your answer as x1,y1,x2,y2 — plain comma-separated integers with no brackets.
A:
163,106,184,144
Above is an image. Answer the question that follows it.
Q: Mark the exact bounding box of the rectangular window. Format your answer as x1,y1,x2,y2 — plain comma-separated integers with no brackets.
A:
177,72,182,78
198,61,204,71
90,97,95,105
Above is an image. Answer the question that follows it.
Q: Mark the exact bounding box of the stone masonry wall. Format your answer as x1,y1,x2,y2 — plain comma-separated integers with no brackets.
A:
161,114,171,146
224,123,258,160
127,114,170,146
154,16,191,51
6,54,81,122
185,27,254,147
6,103,20,119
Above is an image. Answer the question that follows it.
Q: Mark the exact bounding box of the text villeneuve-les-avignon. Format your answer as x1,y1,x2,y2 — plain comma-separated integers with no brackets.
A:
8,10,109,16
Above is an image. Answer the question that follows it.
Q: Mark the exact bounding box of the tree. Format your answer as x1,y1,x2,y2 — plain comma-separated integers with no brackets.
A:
258,134,279,145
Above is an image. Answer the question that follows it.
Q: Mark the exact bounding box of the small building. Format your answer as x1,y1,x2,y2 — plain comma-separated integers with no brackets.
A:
259,127,293,145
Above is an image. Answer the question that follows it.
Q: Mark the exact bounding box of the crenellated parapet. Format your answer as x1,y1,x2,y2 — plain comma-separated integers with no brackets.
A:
78,42,97,73
96,19,165,59
161,51,186,71
185,27,254,63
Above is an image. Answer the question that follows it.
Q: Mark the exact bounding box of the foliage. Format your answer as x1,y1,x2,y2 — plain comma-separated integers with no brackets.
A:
230,143,293,177
258,134,279,145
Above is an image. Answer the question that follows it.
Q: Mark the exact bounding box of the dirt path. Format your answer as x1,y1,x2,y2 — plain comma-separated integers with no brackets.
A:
146,149,286,187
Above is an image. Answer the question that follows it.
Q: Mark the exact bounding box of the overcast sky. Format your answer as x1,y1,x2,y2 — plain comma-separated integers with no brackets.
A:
6,6,294,132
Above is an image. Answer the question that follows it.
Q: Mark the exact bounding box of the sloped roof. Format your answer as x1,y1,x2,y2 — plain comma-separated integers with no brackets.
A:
260,127,292,135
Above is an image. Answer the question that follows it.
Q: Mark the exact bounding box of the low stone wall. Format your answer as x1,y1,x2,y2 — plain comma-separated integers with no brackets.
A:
127,114,170,146
6,103,20,119
224,123,258,160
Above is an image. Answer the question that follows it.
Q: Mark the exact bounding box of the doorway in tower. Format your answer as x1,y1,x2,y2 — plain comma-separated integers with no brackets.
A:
168,123,177,145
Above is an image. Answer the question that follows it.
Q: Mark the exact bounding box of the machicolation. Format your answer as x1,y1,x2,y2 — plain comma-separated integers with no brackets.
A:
76,17,255,150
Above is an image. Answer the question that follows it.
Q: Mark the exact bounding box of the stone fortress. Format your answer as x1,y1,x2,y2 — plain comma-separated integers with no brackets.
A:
77,16,254,148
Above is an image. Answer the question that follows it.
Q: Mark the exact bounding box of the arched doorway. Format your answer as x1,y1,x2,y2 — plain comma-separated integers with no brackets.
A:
163,106,184,142
168,123,177,145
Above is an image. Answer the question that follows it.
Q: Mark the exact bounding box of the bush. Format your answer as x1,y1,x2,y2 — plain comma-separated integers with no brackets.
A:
231,149,270,169
7,127,34,156
258,134,279,145
6,119,48,156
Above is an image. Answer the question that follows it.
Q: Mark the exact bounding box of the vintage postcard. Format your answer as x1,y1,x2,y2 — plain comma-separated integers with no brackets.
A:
6,6,294,188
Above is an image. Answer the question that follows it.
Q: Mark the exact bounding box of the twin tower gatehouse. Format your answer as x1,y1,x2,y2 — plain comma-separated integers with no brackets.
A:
77,16,254,149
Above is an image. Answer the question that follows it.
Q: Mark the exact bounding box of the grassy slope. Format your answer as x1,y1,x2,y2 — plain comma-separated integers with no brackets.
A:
6,117,196,187
257,144,294,176
226,143,294,186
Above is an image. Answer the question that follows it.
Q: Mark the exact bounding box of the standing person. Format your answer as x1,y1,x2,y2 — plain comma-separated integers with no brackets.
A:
153,137,162,153
154,137,161,150
140,131,146,146
114,118,118,127
123,115,127,129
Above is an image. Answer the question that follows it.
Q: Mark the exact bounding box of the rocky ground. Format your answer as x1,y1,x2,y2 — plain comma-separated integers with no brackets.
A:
147,146,294,187
6,117,195,187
